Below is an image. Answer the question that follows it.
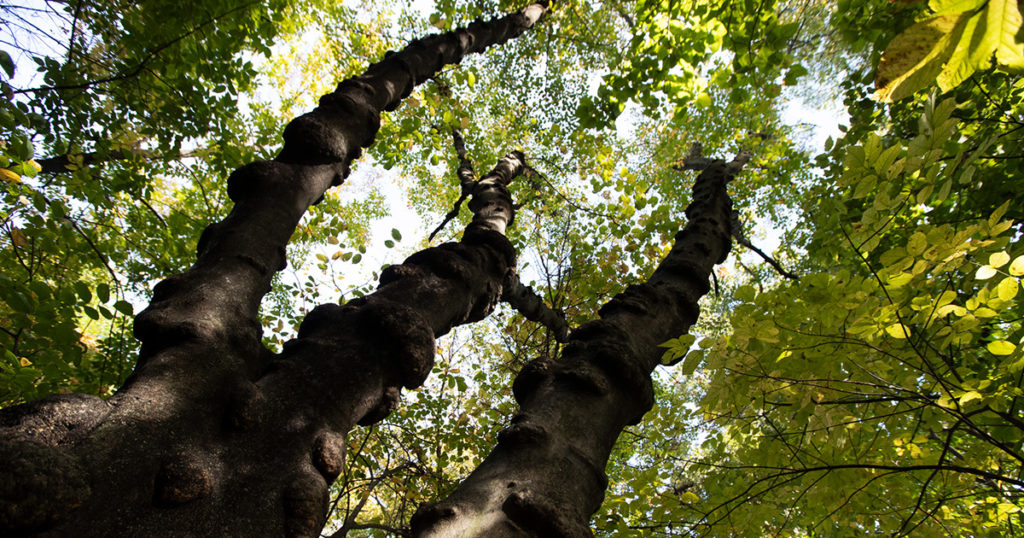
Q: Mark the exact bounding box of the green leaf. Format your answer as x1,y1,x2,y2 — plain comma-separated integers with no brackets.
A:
680,350,703,375
0,50,13,78
735,285,756,302
96,283,110,304
113,300,134,316
391,228,402,241
74,282,92,303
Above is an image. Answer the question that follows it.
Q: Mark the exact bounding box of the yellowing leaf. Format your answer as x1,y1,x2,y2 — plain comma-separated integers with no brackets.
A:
997,276,1020,300
888,272,914,287
991,0,1024,69
960,390,983,404
998,502,1021,516
937,9,987,90
988,340,1017,355
886,323,909,338
0,168,20,183
19,357,31,367
937,304,967,317
977,265,998,279
907,232,928,256
990,251,1011,267
930,0,986,14
1010,255,1024,276
10,227,27,248
679,491,700,504
974,306,998,317
875,13,971,102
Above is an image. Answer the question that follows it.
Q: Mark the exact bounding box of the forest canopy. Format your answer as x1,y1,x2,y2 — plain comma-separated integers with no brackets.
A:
1,0,1023,535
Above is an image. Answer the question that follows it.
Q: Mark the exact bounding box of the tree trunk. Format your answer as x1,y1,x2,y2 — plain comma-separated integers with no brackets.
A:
410,155,743,537
0,5,546,537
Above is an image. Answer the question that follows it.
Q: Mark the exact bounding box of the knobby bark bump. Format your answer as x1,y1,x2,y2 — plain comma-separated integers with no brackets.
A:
411,153,744,537
0,4,546,537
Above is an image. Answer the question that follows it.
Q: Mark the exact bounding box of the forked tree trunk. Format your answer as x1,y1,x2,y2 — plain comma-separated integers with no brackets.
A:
0,5,546,537
411,156,743,537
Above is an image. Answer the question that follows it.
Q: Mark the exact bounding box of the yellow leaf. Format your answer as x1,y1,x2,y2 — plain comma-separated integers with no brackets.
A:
974,307,998,317
997,276,1019,300
0,168,20,183
988,340,1016,355
888,272,914,288
930,0,985,14
991,251,1011,267
679,491,700,504
19,357,31,367
875,13,972,102
886,323,909,338
960,390,982,404
1009,255,1024,276
991,0,1024,69
977,265,998,279
10,227,27,247
970,303,995,317
937,9,986,90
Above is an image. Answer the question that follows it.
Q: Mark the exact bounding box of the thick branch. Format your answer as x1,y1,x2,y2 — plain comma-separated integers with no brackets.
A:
0,5,547,537
412,156,743,537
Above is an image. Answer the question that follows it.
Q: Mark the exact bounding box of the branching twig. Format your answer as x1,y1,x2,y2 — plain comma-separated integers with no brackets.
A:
428,128,477,241
731,211,799,280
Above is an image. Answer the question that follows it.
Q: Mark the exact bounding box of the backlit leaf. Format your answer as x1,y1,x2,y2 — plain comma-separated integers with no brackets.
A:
988,340,1017,355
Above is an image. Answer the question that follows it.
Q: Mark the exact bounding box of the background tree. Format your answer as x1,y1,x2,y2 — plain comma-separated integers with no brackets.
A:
2,0,1022,536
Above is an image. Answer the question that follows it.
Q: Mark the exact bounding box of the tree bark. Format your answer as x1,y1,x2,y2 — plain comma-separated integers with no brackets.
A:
0,4,546,537
410,156,742,537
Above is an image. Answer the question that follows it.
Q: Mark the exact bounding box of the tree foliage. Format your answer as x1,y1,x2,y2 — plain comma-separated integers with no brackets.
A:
2,0,1023,535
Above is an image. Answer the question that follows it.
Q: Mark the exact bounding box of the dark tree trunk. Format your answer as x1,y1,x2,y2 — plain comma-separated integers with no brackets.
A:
0,5,546,537
410,155,744,537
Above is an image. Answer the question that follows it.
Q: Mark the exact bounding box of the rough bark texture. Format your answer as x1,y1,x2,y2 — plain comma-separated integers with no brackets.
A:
0,5,545,537
410,158,740,537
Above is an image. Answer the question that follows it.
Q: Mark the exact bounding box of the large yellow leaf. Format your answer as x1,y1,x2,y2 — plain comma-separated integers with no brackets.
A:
876,13,972,102
990,0,1024,69
937,9,988,90
930,0,986,13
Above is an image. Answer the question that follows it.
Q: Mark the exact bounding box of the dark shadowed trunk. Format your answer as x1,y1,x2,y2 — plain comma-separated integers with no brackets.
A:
410,152,745,537
0,5,546,537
